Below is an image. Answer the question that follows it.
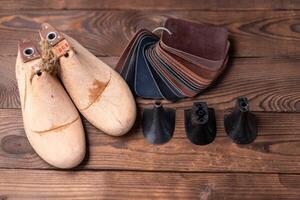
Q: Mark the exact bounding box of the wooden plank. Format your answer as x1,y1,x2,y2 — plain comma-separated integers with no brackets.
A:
2,56,300,112
0,10,300,57
0,169,300,199
0,0,299,11
1,108,300,172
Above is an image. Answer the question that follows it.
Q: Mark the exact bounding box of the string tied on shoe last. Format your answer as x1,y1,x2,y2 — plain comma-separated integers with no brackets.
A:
39,39,59,75
30,39,59,82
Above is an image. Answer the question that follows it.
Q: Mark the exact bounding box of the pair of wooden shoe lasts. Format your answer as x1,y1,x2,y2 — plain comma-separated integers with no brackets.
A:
142,98,257,145
16,23,136,168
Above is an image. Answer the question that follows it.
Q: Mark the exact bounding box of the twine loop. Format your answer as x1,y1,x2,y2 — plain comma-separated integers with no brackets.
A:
30,39,59,82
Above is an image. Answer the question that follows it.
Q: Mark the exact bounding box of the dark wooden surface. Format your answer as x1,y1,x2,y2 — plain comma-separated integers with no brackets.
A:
0,1,300,199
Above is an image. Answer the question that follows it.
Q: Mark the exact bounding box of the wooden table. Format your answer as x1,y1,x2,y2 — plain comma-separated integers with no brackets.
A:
0,0,300,199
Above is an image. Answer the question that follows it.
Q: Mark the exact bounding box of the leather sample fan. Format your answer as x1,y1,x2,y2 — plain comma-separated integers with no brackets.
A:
116,18,230,101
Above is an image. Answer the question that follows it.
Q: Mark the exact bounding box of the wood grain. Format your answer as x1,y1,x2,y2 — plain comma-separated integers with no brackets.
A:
1,108,300,172
1,56,300,112
0,1,300,198
0,169,300,199
0,0,299,10
0,56,19,108
1,10,300,57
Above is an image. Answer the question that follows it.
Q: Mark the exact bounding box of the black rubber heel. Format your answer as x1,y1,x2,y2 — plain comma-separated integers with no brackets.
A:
142,101,176,144
184,102,216,145
224,97,257,144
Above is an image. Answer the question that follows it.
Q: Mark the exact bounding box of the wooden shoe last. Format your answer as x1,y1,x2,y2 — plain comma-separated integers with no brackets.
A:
39,24,137,136
16,40,86,168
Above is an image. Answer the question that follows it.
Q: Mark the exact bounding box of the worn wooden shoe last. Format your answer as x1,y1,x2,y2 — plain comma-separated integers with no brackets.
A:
39,23,137,136
15,40,86,168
